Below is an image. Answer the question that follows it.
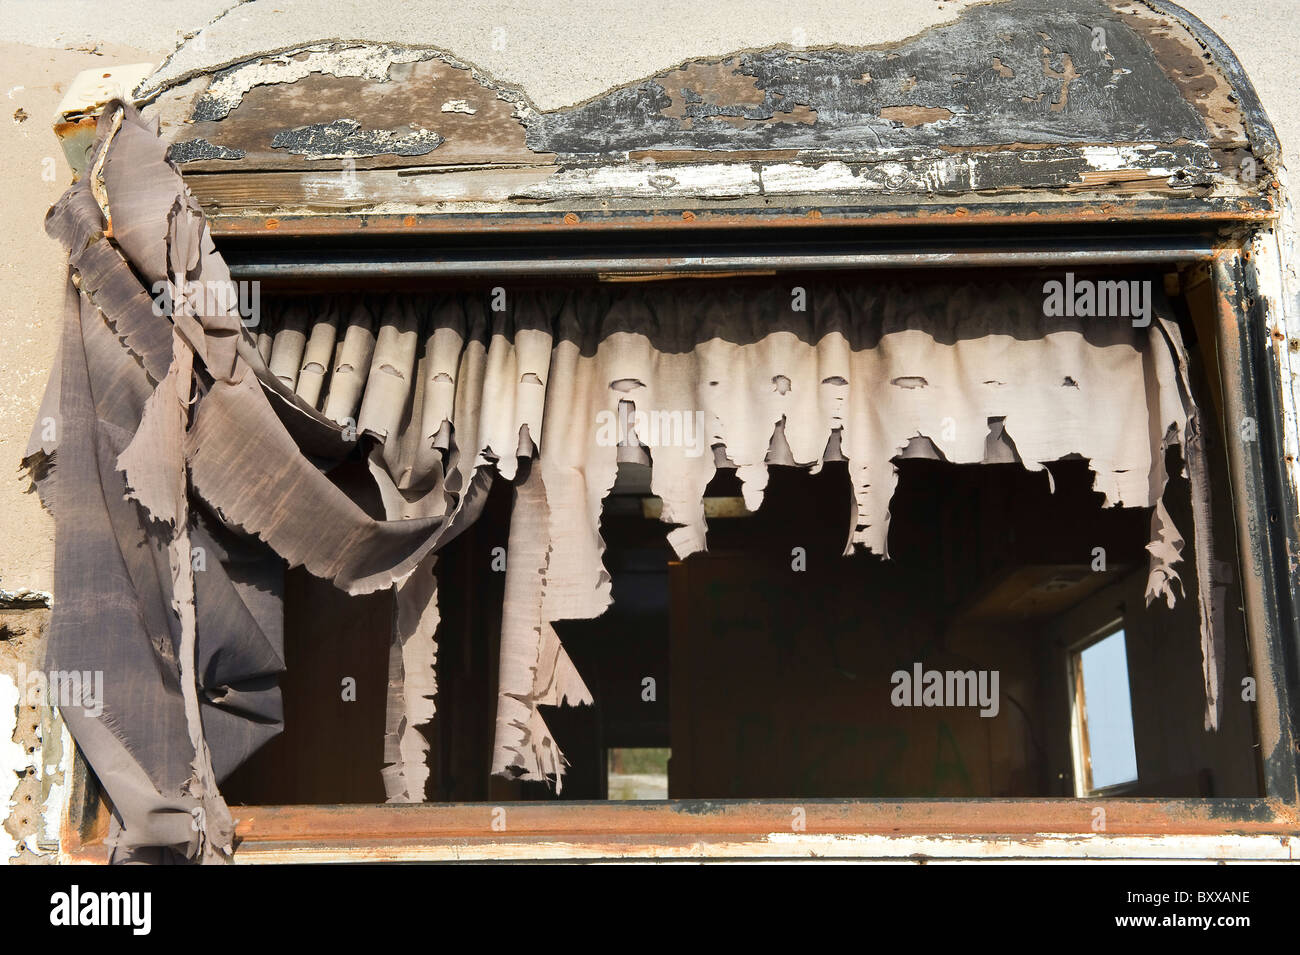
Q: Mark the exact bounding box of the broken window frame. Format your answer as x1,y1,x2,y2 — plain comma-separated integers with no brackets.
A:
53,231,1300,862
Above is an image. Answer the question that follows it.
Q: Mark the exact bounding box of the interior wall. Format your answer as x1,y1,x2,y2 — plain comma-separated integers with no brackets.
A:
1040,374,1261,798
221,457,394,805
664,461,1133,799
220,446,1258,803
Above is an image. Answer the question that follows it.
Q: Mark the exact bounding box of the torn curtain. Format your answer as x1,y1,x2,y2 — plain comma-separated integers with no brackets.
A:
24,103,1221,862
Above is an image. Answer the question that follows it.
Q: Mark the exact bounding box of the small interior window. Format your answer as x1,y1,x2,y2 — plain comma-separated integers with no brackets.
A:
607,748,671,800
1072,628,1140,795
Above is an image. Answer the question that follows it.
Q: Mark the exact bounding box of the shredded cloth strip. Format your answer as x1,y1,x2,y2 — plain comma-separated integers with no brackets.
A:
22,103,1221,862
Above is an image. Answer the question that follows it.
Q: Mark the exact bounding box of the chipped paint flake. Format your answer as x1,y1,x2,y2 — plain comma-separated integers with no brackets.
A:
1,673,27,862
193,44,437,122
879,105,955,127
271,119,444,160
440,99,477,115
516,162,760,200
169,138,246,163
1081,144,1160,172
760,161,871,192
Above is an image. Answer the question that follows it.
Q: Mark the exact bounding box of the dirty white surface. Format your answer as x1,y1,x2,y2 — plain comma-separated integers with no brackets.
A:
0,0,234,57
136,0,994,108
0,673,25,860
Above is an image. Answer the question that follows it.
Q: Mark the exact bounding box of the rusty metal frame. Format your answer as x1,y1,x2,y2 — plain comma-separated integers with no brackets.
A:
202,196,1277,241
1209,249,1300,802
216,799,1297,862
60,799,1298,863
222,232,1219,280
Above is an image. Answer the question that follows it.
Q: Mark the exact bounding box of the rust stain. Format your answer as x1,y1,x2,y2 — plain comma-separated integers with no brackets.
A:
563,212,580,225
52,116,98,138
203,199,1276,239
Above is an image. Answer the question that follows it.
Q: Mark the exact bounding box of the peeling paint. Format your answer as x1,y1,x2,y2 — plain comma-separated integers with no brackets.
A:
169,137,246,163
879,105,955,127
271,118,444,159
0,588,51,609
0,673,23,862
523,0,1216,155
192,44,437,122
515,162,760,200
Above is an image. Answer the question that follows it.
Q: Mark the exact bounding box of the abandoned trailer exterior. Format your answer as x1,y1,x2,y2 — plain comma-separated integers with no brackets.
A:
2,0,1299,864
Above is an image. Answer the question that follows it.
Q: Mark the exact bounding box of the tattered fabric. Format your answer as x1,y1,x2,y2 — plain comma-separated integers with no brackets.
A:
25,101,1221,861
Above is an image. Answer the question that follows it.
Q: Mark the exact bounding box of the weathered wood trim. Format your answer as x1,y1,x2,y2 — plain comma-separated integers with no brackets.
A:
227,833,1296,864
227,798,1300,841
180,143,1263,225
57,797,1299,863
1136,0,1282,166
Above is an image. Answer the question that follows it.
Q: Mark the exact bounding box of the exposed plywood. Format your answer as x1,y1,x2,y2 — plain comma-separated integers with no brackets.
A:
173,54,551,172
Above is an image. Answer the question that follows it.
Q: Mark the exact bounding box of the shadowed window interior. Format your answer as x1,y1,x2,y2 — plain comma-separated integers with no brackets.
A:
224,448,1259,804
219,271,1260,806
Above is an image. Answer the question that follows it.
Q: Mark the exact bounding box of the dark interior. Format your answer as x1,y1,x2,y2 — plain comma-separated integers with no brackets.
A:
221,271,1262,805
